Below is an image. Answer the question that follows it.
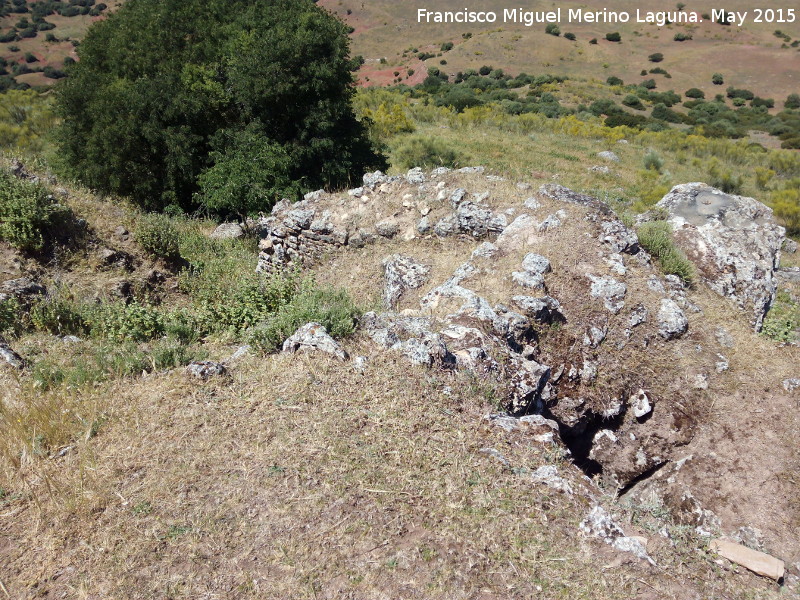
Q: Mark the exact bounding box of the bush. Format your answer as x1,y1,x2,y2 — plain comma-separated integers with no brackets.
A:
55,0,386,213
643,151,664,172
247,283,360,352
648,53,664,62
708,160,743,194
606,76,623,86
712,73,724,85
545,24,560,36
440,42,454,51
673,32,692,41
637,221,694,283
685,88,705,99
641,79,657,90
605,32,621,42
564,32,576,41
0,297,21,336
0,170,73,252
86,301,165,342
393,136,463,170
30,293,88,336
622,94,645,110
135,213,181,260
197,127,300,220
726,87,754,100
589,38,598,44
786,94,800,110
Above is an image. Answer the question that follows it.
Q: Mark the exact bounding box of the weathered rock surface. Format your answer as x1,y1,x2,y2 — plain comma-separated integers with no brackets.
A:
0,338,25,369
657,298,688,339
210,222,245,240
655,183,784,330
382,254,430,309
580,506,654,564
185,361,226,379
282,322,348,360
0,277,46,301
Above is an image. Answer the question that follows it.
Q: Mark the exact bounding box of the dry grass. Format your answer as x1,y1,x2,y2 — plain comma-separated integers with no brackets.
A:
0,344,786,599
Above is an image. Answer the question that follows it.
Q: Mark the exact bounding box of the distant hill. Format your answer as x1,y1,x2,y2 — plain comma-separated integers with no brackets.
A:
321,0,800,102
0,0,122,90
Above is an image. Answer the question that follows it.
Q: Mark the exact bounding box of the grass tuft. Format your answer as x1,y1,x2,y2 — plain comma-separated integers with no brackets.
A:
637,220,694,284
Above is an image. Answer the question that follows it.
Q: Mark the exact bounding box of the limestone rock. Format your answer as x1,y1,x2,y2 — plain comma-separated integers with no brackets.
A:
0,277,46,300
531,465,574,494
597,151,620,163
471,241,499,259
580,506,655,564
511,295,565,324
655,183,784,330
0,339,25,369
783,378,800,392
185,361,226,379
588,275,627,314
375,219,399,238
657,298,688,339
382,254,431,309
282,322,348,360
210,223,245,240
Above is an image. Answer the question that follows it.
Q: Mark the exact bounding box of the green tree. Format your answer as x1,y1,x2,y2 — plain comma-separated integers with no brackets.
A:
785,94,800,109
55,0,386,215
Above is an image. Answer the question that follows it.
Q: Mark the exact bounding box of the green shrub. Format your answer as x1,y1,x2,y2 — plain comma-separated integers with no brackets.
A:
761,291,800,342
673,32,692,41
0,297,21,336
197,127,301,218
685,88,705,99
30,293,88,336
712,73,724,85
708,160,743,194
622,95,645,110
55,0,386,212
637,220,694,283
648,53,664,62
247,283,360,353
643,151,664,172
564,32,576,41
86,301,165,342
135,213,181,260
606,76,623,86
545,24,560,36
605,32,621,42
150,338,205,370
393,136,463,170
0,170,74,252
786,94,800,110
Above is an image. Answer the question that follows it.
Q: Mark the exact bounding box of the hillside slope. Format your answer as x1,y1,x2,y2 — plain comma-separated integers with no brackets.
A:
323,0,800,102
0,163,798,598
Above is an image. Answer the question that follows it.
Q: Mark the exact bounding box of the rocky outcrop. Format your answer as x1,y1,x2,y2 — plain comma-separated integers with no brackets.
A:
252,169,790,554
655,183,784,330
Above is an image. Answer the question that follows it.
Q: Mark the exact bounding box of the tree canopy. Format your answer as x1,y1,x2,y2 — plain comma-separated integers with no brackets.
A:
55,0,386,214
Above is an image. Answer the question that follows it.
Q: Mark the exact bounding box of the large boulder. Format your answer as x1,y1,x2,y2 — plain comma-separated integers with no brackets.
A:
655,183,784,330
